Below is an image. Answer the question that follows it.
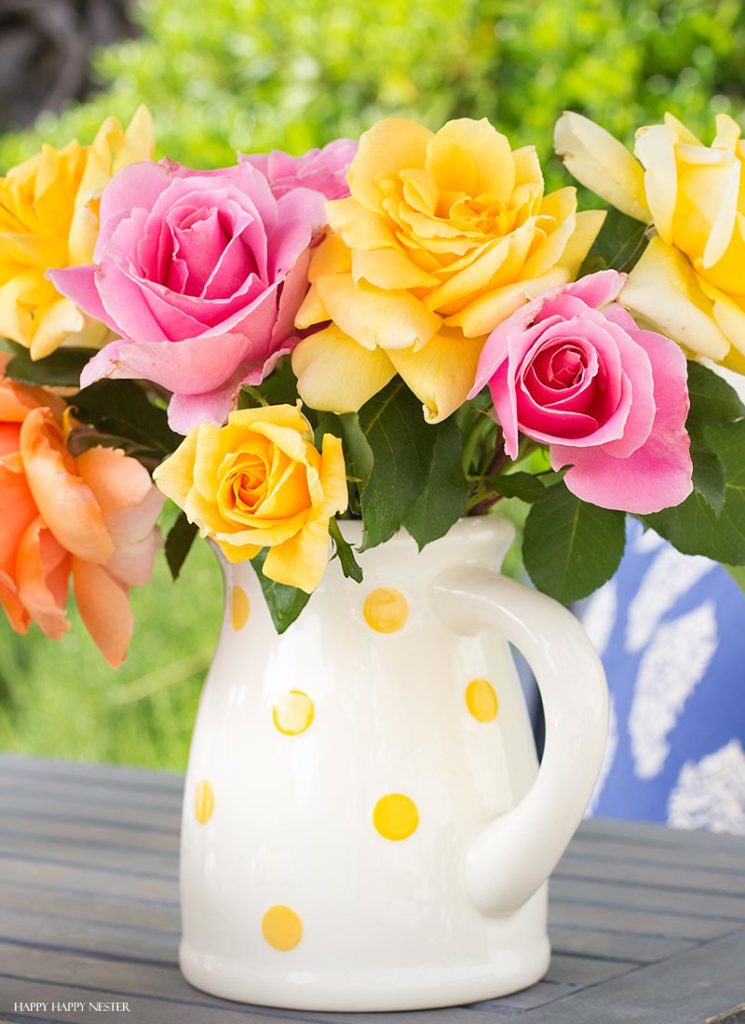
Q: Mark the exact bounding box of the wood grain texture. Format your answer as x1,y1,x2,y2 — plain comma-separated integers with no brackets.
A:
0,754,743,1024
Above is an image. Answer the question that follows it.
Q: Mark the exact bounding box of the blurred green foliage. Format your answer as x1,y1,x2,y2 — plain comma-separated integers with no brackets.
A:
2,0,744,183
0,529,222,769
1,0,744,769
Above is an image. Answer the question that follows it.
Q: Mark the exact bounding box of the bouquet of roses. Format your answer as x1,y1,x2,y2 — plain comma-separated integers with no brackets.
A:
2,106,744,662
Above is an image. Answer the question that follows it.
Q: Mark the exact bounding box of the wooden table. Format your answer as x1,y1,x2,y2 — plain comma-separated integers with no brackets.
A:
0,754,743,1024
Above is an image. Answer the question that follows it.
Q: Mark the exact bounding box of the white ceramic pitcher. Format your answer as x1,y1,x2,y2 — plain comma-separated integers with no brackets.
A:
179,516,608,1011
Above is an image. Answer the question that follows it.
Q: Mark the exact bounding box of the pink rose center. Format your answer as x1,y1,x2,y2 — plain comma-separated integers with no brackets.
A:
138,199,262,301
518,334,614,438
532,341,588,389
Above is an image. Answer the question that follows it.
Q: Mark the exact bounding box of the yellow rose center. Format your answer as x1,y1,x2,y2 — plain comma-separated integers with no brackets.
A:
375,163,536,278
448,194,519,236
215,439,312,527
229,450,269,514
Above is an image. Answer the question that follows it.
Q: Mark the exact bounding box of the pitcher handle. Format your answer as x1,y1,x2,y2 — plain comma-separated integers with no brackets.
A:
430,565,609,916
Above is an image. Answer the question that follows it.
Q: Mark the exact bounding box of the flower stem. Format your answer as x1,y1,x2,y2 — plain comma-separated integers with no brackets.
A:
468,428,508,516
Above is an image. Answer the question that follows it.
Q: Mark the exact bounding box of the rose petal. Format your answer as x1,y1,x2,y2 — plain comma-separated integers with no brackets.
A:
95,161,173,259
20,408,115,564
292,325,396,414
16,518,70,640
262,516,331,594
554,112,650,222
565,269,625,309
47,265,117,332
72,558,133,668
621,237,730,361
387,330,485,423
552,327,692,514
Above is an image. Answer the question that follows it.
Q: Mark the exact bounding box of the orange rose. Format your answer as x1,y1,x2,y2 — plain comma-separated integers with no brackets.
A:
0,356,163,665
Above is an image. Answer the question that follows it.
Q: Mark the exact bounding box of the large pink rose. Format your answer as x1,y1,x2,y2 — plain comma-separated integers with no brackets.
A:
243,138,357,200
51,160,326,433
469,270,693,514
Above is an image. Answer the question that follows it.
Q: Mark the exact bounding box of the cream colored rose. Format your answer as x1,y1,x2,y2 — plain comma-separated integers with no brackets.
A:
555,110,745,372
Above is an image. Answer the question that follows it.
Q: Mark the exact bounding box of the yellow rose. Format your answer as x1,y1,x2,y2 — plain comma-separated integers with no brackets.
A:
292,117,605,422
555,110,745,373
153,405,348,594
0,106,153,361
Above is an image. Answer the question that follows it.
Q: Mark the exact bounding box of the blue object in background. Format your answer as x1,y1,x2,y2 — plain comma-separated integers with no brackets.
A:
578,522,745,834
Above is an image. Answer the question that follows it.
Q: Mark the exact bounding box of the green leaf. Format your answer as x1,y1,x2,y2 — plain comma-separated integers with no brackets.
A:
523,484,626,603
71,380,180,457
357,381,437,549
238,356,299,408
690,445,726,515
403,417,469,549
578,207,648,276
329,518,363,583
251,548,310,634
315,411,374,516
685,361,745,434
645,419,745,565
726,563,745,594
485,471,550,503
3,341,93,387
165,512,199,581
316,411,373,482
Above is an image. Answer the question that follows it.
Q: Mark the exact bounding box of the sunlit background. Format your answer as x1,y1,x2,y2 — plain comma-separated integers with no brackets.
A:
1,0,744,770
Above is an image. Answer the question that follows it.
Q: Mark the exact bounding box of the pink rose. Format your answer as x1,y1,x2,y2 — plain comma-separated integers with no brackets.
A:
51,160,326,433
469,270,693,514
243,138,357,200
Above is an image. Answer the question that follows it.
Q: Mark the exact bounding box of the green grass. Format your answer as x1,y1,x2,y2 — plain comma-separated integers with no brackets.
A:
0,537,224,770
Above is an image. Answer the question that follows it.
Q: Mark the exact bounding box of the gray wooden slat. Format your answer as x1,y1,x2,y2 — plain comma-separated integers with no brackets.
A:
0,753,183,793
0,798,181,833
258,1007,516,1023
0,834,176,879
0,881,180,930
555,855,745,897
0,816,179,852
581,817,745,856
549,924,693,964
551,876,745,920
543,954,633,987
0,974,297,1024
0,855,178,903
515,927,745,1023
0,778,180,811
566,834,745,875
0,941,306,1020
4,1016,56,1023
549,899,738,942
0,774,182,806
473,981,576,1011
0,908,178,964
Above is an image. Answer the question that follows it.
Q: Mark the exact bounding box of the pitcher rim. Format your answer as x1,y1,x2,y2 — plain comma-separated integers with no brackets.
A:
336,513,515,548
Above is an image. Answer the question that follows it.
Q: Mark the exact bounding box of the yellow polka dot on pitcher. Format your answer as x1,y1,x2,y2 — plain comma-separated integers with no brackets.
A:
465,678,499,723
230,585,250,631
194,779,214,825
273,691,314,735
262,905,303,951
373,793,419,840
363,588,408,633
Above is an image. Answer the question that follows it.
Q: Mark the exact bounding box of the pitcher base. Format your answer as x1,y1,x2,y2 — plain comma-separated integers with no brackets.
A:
179,939,551,1011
